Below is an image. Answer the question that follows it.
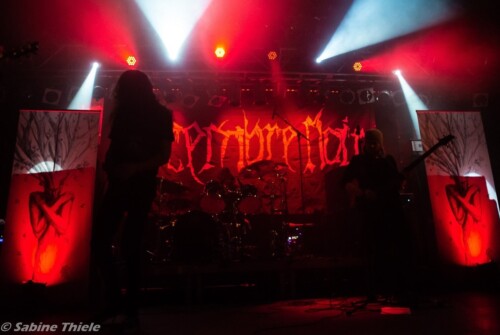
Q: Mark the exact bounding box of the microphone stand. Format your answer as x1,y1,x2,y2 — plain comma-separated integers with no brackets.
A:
272,109,309,213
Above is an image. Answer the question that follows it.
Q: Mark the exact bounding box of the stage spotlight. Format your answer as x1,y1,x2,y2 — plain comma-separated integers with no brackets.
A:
126,56,137,66
214,47,226,59
135,0,211,62
267,50,278,61
67,86,79,103
394,71,427,139
208,95,228,107
353,62,362,72
357,88,375,104
339,89,355,104
325,89,339,102
376,90,392,106
315,0,459,63
68,62,100,110
42,88,62,106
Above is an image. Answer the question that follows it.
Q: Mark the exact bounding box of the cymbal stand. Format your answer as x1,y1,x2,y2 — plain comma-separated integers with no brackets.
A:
280,174,288,214
272,110,309,213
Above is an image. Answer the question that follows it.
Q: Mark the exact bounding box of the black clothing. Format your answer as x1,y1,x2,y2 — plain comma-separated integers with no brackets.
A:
342,153,411,299
105,103,174,171
92,103,173,317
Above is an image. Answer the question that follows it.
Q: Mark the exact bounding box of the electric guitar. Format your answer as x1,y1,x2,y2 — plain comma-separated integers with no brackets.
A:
347,134,455,209
402,134,455,173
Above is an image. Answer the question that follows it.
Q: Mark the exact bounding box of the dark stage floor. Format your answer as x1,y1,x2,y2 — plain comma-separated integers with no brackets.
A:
107,290,500,335
1,258,499,335
2,288,500,335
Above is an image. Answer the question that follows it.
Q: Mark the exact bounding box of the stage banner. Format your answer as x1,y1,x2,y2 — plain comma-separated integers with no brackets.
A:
1,110,100,298
417,110,500,266
157,101,376,215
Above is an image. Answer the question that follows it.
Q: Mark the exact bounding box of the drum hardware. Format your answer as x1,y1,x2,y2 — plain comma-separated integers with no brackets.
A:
257,173,288,215
271,109,309,213
212,201,254,262
284,222,315,257
157,178,189,195
154,178,193,217
217,220,247,262
164,198,192,216
237,184,261,215
147,178,193,263
284,224,305,257
200,180,226,214
264,220,313,259
144,216,176,263
238,160,289,180
238,160,289,215
148,164,294,263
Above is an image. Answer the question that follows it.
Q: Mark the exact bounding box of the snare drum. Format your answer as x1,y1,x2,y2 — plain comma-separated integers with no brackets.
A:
200,180,226,214
237,184,261,215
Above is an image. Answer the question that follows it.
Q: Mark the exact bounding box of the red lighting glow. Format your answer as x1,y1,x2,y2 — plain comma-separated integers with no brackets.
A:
3,169,95,285
126,56,137,66
427,175,498,266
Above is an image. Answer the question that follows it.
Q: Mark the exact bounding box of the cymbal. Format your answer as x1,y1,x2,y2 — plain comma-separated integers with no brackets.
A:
246,159,275,171
238,167,259,179
157,178,189,194
239,160,289,178
238,160,274,178
274,162,289,175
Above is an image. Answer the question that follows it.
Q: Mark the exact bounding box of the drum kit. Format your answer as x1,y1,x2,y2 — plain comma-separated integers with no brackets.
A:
146,160,290,263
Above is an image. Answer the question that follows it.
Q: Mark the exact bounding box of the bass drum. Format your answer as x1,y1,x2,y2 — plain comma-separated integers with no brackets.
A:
237,184,261,215
200,180,226,214
171,210,219,263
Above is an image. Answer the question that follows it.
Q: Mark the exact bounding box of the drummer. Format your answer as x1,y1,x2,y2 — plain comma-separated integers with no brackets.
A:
218,167,238,192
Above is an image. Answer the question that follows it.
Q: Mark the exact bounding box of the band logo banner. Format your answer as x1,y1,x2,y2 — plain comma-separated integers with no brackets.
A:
159,103,376,214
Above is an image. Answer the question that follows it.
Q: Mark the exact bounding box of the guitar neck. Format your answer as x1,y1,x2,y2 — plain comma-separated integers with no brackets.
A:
403,135,454,173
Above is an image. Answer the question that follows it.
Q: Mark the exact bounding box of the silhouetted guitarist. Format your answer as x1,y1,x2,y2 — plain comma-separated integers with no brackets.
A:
342,128,409,301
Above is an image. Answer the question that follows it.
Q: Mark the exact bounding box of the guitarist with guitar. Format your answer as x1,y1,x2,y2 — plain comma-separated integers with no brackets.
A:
342,130,454,304
342,128,412,304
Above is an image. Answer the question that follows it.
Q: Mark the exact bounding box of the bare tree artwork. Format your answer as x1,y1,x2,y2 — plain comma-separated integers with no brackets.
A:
12,110,99,280
419,112,485,264
13,111,99,174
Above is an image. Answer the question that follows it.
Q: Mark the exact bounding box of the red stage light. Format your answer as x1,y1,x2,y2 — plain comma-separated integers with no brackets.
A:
267,51,278,61
214,47,226,58
353,61,362,72
126,56,137,66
